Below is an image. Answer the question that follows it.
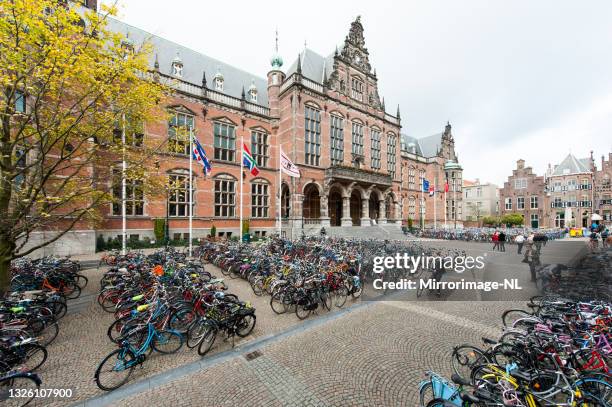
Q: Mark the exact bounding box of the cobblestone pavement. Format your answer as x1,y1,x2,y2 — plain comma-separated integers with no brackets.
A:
30,239,586,406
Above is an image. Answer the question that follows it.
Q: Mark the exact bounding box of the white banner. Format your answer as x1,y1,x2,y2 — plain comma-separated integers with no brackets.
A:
280,150,300,177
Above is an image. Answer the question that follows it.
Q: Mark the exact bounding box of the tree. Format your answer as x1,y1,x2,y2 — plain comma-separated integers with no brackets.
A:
0,0,166,292
466,202,483,224
501,213,524,227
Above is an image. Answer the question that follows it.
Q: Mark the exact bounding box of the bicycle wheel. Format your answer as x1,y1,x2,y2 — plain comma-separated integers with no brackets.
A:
576,378,612,406
36,320,59,347
419,381,436,407
451,345,490,380
107,315,131,344
334,286,348,308
15,344,47,373
0,373,41,407
168,307,197,335
94,348,136,391
197,325,217,356
501,309,532,327
426,400,456,407
152,330,183,354
270,291,288,315
295,301,312,320
235,314,256,338
186,318,207,349
321,292,332,311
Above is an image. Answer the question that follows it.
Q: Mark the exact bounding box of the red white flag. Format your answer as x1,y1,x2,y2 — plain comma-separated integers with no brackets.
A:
444,182,449,193
280,150,300,177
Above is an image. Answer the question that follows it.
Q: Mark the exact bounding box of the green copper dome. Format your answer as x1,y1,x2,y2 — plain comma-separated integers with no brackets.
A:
270,53,283,69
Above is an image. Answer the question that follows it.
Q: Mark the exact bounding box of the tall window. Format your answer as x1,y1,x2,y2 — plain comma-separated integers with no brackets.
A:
419,169,425,190
351,122,364,156
214,122,236,162
387,134,397,179
408,197,416,220
530,214,539,228
15,90,25,113
168,111,194,155
214,175,236,217
370,129,381,169
351,77,364,101
251,180,269,218
304,106,321,166
514,178,527,189
517,196,525,209
168,172,193,217
330,115,344,166
251,130,268,167
114,117,144,147
14,147,26,188
112,169,144,216
408,167,416,190
567,179,577,190
505,197,512,210
530,196,538,209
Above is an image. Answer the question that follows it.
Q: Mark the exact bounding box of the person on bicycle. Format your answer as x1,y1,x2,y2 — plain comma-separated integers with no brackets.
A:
602,228,610,249
590,231,599,252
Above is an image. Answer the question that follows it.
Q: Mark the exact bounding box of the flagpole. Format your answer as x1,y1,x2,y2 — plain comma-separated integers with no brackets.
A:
434,182,437,230
444,186,447,229
188,128,193,257
121,113,126,255
421,177,424,229
240,134,244,240
277,145,281,236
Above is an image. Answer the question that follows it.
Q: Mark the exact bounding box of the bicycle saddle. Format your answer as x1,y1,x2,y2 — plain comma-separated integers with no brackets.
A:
451,373,471,387
482,337,497,345
460,391,480,403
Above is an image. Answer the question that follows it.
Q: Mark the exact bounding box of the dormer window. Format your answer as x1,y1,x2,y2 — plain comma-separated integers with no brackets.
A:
213,68,224,91
171,53,183,78
248,80,257,102
351,77,363,102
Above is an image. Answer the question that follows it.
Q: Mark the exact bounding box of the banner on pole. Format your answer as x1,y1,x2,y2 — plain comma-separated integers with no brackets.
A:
242,143,260,176
280,150,300,177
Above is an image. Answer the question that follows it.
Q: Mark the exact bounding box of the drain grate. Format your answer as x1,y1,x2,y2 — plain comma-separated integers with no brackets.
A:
244,350,263,361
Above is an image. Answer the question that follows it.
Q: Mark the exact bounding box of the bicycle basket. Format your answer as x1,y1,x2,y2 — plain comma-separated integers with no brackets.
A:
431,375,462,406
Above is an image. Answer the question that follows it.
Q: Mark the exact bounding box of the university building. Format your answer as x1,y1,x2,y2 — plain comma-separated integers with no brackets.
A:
33,2,464,254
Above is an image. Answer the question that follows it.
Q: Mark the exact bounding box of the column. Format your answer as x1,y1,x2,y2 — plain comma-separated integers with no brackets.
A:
320,194,331,227
341,196,352,226
394,201,401,228
360,197,370,226
378,199,387,224
293,193,304,232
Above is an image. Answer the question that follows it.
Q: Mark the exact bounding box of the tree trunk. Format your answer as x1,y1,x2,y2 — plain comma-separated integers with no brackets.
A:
0,237,14,296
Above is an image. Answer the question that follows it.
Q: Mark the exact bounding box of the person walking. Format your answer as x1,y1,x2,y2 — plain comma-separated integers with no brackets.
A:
492,231,499,251
523,232,535,262
602,228,609,249
498,231,506,252
515,233,525,254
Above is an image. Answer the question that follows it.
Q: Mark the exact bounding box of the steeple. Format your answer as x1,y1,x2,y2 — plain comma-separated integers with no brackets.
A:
296,53,302,75
241,86,246,100
381,97,385,111
201,70,207,88
270,28,284,69
396,104,401,119
153,53,159,71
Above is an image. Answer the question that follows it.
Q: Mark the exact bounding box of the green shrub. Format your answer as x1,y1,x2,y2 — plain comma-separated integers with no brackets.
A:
153,218,166,242
407,217,413,229
96,235,106,252
210,225,217,237
242,219,249,235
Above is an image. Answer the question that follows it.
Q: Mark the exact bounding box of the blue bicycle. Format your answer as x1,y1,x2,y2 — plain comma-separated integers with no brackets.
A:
94,319,183,391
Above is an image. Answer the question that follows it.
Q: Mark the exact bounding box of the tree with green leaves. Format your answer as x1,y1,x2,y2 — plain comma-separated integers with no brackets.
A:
0,0,166,293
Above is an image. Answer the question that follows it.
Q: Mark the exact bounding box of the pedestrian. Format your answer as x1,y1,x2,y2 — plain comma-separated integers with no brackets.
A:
602,228,609,249
515,233,525,254
523,232,535,262
492,231,499,251
498,231,506,252
590,231,599,252
534,233,543,254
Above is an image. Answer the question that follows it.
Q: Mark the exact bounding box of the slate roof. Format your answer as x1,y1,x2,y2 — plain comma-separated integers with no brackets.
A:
401,132,444,158
105,17,269,106
550,154,592,176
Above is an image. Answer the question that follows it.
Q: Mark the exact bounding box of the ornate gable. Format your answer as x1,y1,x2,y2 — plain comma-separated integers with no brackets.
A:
340,16,372,74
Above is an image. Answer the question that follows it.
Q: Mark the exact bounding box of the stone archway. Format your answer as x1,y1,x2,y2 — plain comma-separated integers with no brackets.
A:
350,191,362,226
303,184,320,219
385,195,394,220
369,195,379,221
281,184,290,219
329,189,343,226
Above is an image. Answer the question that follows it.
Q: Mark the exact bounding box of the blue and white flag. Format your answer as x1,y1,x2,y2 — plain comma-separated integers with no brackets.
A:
422,179,429,193
192,136,212,175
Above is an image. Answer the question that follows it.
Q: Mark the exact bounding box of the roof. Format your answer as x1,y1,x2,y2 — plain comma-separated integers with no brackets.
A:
463,180,477,187
285,48,334,84
550,154,592,176
401,132,444,158
106,17,269,106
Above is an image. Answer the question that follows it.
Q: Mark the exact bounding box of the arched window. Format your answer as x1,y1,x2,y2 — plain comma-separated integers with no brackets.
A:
408,196,416,220
250,130,268,167
112,168,144,216
351,77,364,101
408,166,416,190
251,179,269,218
304,105,321,166
168,170,194,217
330,114,344,166
213,121,236,162
214,174,236,217
281,184,290,218
351,121,364,157
387,133,397,179
168,109,194,155
370,128,381,169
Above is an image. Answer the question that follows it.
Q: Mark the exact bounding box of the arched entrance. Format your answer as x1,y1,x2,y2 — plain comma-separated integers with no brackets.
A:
385,195,394,220
281,184,290,219
350,191,362,226
329,190,343,226
369,195,379,221
303,184,320,219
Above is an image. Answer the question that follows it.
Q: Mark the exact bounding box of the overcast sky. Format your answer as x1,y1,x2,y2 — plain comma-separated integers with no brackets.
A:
101,0,612,186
